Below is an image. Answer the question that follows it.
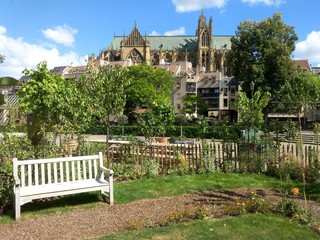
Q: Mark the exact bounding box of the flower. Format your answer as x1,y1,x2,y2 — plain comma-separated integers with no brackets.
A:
291,187,299,196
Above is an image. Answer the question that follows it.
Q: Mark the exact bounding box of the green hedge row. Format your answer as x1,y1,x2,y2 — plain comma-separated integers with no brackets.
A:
0,124,241,141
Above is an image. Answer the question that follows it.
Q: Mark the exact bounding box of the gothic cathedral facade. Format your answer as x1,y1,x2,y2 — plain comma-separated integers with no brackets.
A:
90,11,232,75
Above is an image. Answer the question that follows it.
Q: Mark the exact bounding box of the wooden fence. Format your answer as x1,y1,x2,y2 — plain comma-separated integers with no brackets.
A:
107,141,320,173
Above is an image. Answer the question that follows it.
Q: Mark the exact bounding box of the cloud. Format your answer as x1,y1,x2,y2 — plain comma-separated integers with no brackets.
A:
164,27,186,36
241,0,285,6
42,24,78,47
294,31,320,66
172,0,228,12
150,30,160,36
0,26,87,79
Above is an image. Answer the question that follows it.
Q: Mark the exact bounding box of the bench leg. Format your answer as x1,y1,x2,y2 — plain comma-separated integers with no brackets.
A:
14,192,21,220
109,184,114,206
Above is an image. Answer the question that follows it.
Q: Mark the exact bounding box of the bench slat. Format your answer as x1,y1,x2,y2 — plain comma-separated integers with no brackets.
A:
21,165,25,187
88,159,93,179
41,163,45,185
28,165,32,187
35,164,39,186
83,160,87,180
47,163,51,184
71,161,75,181
77,160,81,181
66,161,70,182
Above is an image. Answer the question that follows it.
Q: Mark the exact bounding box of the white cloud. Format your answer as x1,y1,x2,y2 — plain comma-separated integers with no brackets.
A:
42,24,78,47
164,27,186,36
172,0,228,13
150,30,160,36
294,31,320,67
241,0,285,6
0,26,87,79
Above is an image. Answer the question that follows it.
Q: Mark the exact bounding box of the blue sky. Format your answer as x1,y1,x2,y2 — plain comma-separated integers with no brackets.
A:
0,0,319,78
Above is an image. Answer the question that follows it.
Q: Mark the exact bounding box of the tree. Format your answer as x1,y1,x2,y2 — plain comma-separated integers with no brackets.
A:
137,98,175,139
181,94,208,117
79,65,129,156
227,13,298,102
281,70,320,129
18,62,85,152
0,54,4,64
231,91,271,169
175,114,187,138
124,64,175,116
117,114,128,136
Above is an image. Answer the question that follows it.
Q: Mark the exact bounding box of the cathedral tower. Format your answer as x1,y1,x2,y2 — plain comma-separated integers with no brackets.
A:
196,10,213,73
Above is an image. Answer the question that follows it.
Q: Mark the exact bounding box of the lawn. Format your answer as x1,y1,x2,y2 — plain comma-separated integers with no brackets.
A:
99,214,320,240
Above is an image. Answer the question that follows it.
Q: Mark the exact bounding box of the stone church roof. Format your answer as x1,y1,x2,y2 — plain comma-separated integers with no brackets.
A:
107,35,232,51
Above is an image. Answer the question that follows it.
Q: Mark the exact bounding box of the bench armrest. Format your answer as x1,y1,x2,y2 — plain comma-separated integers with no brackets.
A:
14,175,21,186
100,166,114,175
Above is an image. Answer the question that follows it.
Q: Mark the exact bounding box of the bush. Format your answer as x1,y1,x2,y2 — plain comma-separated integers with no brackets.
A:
0,134,34,216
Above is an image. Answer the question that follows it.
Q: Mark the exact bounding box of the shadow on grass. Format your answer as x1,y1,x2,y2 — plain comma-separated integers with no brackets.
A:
3,192,103,221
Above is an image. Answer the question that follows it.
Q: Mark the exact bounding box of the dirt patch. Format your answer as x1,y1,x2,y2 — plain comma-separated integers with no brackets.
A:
0,188,319,240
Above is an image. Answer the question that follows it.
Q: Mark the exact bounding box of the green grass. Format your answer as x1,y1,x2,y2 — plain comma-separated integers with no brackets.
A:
1,173,319,224
98,214,320,240
114,173,283,204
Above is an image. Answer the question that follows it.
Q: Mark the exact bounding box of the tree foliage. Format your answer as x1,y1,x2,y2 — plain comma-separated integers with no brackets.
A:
227,13,298,101
280,70,320,127
232,91,271,130
0,54,4,64
17,62,86,147
79,65,129,144
124,64,175,115
181,94,208,117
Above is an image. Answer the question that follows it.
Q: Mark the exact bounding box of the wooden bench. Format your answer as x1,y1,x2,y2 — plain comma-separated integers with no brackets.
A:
13,152,114,220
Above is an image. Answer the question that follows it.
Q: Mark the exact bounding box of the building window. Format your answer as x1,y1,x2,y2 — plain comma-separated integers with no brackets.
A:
201,30,209,47
224,88,228,96
223,99,228,107
230,86,236,96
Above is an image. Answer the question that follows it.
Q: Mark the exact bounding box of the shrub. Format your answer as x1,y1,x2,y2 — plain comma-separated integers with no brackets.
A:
0,134,34,216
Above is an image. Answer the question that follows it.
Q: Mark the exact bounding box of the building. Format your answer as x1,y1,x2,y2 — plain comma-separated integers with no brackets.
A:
88,11,232,76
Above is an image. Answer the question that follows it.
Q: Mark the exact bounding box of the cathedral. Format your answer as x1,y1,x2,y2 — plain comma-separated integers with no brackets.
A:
88,11,232,75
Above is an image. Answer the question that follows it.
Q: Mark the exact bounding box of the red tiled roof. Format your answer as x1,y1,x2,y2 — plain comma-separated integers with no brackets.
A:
293,60,311,71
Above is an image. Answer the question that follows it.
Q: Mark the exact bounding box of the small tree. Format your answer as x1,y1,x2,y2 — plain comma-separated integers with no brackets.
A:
137,98,175,141
175,114,187,138
79,65,129,159
231,91,271,170
18,62,86,156
117,114,128,136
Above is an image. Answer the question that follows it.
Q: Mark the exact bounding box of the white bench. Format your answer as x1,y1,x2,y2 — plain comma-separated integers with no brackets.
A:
13,152,114,220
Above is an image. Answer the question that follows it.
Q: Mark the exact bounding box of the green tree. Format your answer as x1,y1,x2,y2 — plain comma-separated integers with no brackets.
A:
17,62,85,153
0,54,4,64
125,64,175,116
80,65,129,155
175,114,187,138
117,114,128,136
137,98,175,139
281,70,320,130
231,91,271,170
181,94,208,117
227,13,298,101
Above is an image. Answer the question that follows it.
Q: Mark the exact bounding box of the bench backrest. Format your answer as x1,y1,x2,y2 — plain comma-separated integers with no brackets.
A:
13,152,104,188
